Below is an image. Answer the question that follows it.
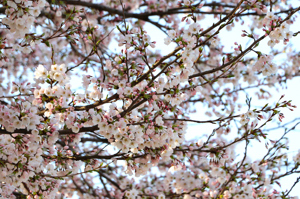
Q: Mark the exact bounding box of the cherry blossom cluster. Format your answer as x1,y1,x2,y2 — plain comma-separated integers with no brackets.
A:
263,12,294,47
252,54,278,76
239,110,258,126
2,0,46,39
120,141,293,199
0,110,63,198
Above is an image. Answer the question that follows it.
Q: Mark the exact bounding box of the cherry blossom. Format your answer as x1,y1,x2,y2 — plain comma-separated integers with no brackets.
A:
0,0,299,198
